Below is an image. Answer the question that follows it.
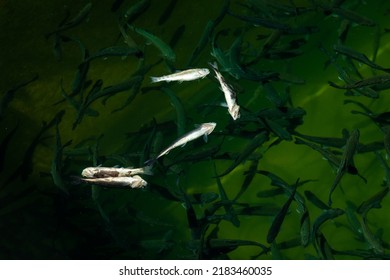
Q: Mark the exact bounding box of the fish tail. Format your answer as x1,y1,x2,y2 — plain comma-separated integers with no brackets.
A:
208,61,218,70
69,175,84,185
328,81,344,89
142,165,154,175
144,157,157,167
150,76,161,83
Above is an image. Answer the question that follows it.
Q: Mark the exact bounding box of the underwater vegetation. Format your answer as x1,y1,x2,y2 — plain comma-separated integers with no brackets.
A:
1,0,390,259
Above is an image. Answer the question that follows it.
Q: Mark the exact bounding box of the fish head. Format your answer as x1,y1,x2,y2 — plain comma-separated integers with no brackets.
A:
131,175,148,188
81,167,95,178
198,68,210,77
202,122,217,134
230,105,241,120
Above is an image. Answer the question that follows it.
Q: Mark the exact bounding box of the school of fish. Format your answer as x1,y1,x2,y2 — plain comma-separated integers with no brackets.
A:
2,0,390,260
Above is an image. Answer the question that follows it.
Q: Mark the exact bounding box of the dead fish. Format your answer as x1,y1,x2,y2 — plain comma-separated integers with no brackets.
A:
81,165,153,178
73,175,147,188
209,62,240,120
146,122,216,163
150,68,210,83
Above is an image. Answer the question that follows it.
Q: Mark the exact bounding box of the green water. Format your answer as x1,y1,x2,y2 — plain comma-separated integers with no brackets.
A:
1,0,390,259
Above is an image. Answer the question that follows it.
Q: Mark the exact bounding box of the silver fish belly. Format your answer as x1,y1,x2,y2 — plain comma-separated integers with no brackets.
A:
150,68,210,83
157,122,216,159
209,62,240,120
81,166,153,178
77,175,147,188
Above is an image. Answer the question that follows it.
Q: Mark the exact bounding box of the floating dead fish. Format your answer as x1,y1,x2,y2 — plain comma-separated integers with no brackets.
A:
209,62,240,120
146,122,216,164
150,68,210,83
73,175,147,188
81,165,153,178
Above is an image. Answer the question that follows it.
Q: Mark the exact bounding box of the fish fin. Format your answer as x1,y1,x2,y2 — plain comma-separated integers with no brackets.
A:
181,142,187,147
219,101,228,108
150,76,160,83
194,123,200,128
203,134,208,142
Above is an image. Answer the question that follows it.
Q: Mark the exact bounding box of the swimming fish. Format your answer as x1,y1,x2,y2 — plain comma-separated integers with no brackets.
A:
73,175,147,188
146,122,216,163
129,25,176,63
81,165,153,178
311,208,345,238
267,180,297,244
45,3,93,39
209,62,240,120
328,129,360,206
0,74,39,120
150,68,210,83
329,74,390,91
51,120,72,195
